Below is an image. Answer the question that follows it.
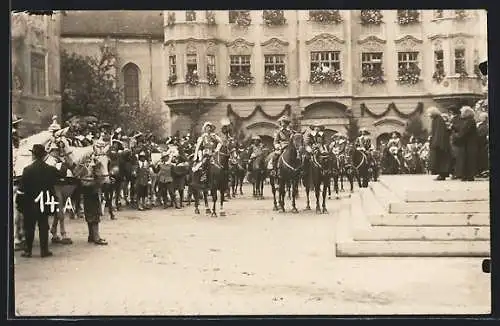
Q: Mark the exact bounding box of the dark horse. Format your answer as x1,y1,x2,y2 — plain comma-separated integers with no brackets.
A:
249,147,270,199
229,149,247,197
302,148,335,213
275,133,304,213
120,149,138,206
348,145,370,188
190,147,230,217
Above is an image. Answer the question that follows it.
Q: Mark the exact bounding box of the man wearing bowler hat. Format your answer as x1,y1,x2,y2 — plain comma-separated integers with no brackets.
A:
16,144,65,258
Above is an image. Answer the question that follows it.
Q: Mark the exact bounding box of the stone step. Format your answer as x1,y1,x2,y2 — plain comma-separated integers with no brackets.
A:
368,181,401,211
352,226,490,241
389,201,489,214
404,189,489,202
369,213,490,226
336,241,490,257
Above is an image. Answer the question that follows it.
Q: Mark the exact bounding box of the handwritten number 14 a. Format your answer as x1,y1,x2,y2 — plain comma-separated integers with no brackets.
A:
34,191,59,213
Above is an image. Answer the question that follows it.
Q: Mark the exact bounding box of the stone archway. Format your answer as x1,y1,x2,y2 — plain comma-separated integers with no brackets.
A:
302,101,350,132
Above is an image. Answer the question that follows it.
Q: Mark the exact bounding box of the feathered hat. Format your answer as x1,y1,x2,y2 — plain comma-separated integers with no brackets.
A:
202,121,215,131
220,117,231,127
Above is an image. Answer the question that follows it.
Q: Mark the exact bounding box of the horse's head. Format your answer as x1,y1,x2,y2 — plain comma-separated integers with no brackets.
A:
92,154,111,184
290,132,304,151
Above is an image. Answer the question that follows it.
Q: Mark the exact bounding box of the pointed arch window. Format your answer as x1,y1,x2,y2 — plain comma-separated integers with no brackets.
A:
123,63,140,106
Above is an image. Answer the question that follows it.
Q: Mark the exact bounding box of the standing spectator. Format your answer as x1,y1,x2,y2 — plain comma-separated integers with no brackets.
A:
427,107,451,181
448,106,461,179
453,106,478,181
16,145,64,258
476,112,489,176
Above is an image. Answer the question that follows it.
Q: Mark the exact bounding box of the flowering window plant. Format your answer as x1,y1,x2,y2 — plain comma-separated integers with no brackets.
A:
167,74,177,86
263,10,286,26
207,72,219,86
206,11,216,25
455,10,467,20
397,10,420,25
185,71,199,86
227,71,254,87
309,10,342,24
456,62,468,79
360,10,383,25
397,64,421,85
235,11,251,27
360,66,385,85
166,12,176,27
432,65,446,83
310,67,343,85
264,70,289,87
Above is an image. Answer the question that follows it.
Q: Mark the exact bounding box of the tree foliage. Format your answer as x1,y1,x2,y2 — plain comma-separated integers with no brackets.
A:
403,115,428,144
61,48,166,136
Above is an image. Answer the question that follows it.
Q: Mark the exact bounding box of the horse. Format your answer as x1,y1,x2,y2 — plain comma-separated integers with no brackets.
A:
403,150,423,174
170,159,190,208
120,149,138,206
302,146,335,213
370,149,381,181
382,147,403,175
275,133,304,213
248,148,270,200
101,149,122,219
190,146,231,217
92,153,113,216
348,145,370,188
229,149,247,197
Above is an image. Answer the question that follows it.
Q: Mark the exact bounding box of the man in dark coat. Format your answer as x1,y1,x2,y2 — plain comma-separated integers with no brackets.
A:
427,107,451,180
453,106,478,181
16,144,64,258
448,106,461,179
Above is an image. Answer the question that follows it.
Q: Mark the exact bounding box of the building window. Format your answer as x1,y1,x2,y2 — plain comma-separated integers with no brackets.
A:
186,54,198,74
434,10,444,19
169,55,177,76
30,52,46,96
455,48,466,74
361,52,383,72
434,50,444,70
229,55,251,74
397,52,419,70
123,63,140,106
264,54,285,73
186,11,196,22
206,54,216,75
310,51,341,73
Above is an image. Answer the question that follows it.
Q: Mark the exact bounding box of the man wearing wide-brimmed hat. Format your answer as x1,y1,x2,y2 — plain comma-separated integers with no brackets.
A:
269,115,293,174
12,114,24,251
192,121,222,179
248,135,264,167
16,144,65,258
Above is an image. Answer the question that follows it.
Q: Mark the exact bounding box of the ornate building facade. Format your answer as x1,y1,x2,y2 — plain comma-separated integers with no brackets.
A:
57,10,487,145
11,12,63,136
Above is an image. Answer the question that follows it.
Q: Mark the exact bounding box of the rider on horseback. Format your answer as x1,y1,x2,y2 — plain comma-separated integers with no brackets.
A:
248,135,264,168
269,115,293,176
387,132,403,167
193,121,223,181
355,129,374,167
304,123,327,161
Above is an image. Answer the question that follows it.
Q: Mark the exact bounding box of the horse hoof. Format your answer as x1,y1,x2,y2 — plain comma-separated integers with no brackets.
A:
328,196,331,200
273,206,278,211
305,206,311,211
292,208,299,214
195,208,200,214
211,212,218,218
322,208,328,214
348,194,352,198
335,195,340,200
316,207,321,214
110,215,116,220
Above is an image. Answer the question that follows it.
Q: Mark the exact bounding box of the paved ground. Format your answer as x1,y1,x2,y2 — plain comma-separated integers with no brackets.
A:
14,184,490,316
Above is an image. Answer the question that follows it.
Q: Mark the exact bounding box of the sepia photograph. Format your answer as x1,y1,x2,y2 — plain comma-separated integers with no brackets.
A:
10,9,490,316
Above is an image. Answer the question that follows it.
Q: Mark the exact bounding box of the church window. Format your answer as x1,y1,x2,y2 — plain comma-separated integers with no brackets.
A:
123,63,140,106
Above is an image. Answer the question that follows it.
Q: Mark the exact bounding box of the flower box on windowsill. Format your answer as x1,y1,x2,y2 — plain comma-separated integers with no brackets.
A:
360,69,385,86
432,69,446,83
360,10,383,25
263,10,286,26
309,10,342,24
167,75,177,87
397,10,420,25
227,72,254,87
235,12,252,27
264,70,289,87
185,72,200,86
397,66,421,85
309,70,343,85
207,73,219,86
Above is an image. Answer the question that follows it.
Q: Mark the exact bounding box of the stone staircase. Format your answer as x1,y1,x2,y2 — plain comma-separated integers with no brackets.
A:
335,175,490,257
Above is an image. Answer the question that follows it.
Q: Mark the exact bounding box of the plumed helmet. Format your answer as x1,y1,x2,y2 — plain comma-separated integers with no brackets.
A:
202,121,215,131
278,115,291,124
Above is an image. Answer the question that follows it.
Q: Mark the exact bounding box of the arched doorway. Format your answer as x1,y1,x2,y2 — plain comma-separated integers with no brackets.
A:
377,131,401,148
324,128,337,141
122,63,140,106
